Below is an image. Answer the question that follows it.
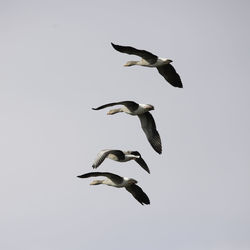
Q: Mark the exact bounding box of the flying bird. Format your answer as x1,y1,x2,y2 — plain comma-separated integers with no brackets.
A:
77,172,150,205
111,42,183,88
92,101,162,154
92,149,150,173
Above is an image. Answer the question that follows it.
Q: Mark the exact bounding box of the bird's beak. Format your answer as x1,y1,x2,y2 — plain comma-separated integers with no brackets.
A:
148,105,154,111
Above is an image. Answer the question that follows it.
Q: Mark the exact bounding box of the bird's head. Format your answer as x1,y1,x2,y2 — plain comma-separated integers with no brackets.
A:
142,104,154,111
128,178,138,185
165,59,173,64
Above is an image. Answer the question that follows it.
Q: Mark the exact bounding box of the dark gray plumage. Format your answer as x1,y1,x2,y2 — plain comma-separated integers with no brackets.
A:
111,43,158,64
156,64,182,88
77,172,124,185
125,184,150,205
138,112,162,154
92,101,139,113
126,151,150,174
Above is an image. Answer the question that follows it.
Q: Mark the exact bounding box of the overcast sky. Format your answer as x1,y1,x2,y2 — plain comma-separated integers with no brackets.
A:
1,0,250,249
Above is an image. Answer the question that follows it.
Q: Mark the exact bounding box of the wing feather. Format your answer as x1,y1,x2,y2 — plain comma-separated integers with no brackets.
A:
125,184,150,205
111,43,158,64
138,112,162,154
157,64,183,88
92,101,139,112
77,172,124,184
92,150,123,169
129,151,150,174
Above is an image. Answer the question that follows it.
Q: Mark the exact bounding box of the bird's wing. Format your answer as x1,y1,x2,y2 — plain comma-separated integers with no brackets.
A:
92,101,138,111
111,43,158,64
156,64,183,88
138,112,162,154
128,151,150,174
92,150,123,169
135,157,150,174
92,102,120,110
108,150,126,160
119,101,139,112
77,172,124,185
125,184,150,205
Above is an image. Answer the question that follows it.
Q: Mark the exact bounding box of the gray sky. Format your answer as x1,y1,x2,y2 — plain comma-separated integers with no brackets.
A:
1,0,250,249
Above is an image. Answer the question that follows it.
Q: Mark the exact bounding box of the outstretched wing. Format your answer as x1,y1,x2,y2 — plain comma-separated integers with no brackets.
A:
157,64,183,88
125,184,150,205
92,102,120,110
111,43,158,64
135,157,150,174
77,172,124,185
92,150,123,169
92,101,139,112
138,112,162,154
128,151,150,174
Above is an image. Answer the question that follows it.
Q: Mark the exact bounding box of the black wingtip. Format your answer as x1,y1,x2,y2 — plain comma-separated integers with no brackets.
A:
139,201,150,205
142,167,151,174
142,164,151,174
176,84,183,88
152,145,162,155
140,166,151,174
111,42,120,51
171,80,183,88
155,150,162,155
142,198,150,205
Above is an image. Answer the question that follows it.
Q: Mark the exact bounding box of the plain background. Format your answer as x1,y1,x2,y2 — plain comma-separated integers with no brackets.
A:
0,0,250,249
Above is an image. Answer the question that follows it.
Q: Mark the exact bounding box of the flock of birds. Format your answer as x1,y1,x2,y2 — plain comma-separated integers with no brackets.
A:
77,43,183,205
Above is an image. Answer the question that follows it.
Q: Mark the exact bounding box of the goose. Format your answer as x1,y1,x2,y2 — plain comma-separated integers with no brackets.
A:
92,101,162,154
92,149,150,173
77,172,150,205
111,43,183,88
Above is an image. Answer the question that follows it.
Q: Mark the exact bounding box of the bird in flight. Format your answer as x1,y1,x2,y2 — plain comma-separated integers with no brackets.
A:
92,101,162,154
77,172,150,205
111,42,183,88
92,149,150,173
